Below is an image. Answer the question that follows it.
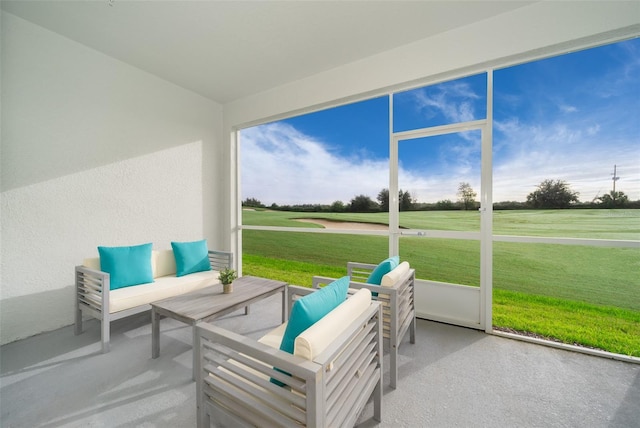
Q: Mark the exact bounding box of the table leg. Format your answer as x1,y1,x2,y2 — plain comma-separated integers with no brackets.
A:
152,308,160,359
245,306,250,315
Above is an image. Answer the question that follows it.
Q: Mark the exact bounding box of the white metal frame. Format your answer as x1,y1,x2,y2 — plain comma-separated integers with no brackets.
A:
390,84,492,330
232,41,640,351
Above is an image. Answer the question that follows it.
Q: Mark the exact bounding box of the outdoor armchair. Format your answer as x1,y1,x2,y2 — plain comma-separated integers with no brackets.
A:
195,285,383,427
313,260,416,389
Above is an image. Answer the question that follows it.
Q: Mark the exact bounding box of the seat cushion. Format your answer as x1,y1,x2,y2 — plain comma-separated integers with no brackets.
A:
279,276,350,354
258,323,287,349
265,287,371,387
109,270,219,313
295,288,372,361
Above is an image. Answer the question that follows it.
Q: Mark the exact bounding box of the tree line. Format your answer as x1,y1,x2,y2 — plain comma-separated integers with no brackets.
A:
243,179,638,212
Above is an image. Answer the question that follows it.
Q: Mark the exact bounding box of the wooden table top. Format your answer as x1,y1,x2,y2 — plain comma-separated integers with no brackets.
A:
150,276,287,322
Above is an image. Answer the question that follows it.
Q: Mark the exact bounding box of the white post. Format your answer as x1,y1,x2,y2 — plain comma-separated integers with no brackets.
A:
481,70,494,333
389,95,400,257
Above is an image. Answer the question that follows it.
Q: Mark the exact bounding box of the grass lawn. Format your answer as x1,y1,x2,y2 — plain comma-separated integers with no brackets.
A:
243,208,640,240
493,290,640,356
241,209,640,356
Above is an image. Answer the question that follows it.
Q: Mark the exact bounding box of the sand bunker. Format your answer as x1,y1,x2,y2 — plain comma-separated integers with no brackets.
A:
296,218,389,231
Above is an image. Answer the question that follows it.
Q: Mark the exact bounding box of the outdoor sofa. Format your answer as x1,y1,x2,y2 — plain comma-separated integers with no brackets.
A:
75,242,232,353
313,258,416,388
195,283,383,427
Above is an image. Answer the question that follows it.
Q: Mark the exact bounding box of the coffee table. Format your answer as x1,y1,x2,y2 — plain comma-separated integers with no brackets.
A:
151,276,288,379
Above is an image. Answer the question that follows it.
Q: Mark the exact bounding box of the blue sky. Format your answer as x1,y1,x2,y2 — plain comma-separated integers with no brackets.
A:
241,38,640,205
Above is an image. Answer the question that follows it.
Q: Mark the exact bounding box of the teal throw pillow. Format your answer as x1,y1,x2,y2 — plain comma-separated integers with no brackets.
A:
271,276,350,386
171,239,211,277
98,243,153,290
279,276,350,354
366,256,399,285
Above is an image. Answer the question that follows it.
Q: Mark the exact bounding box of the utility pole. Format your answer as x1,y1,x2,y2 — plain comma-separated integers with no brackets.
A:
612,164,620,193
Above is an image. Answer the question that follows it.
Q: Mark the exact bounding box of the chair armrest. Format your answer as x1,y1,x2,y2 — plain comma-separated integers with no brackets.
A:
75,265,110,314
208,250,233,271
195,300,383,428
196,321,321,426
197,321,318,381
76,265,108,279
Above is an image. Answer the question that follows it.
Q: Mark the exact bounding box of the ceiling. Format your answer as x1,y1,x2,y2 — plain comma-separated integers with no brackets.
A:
1,1,535,104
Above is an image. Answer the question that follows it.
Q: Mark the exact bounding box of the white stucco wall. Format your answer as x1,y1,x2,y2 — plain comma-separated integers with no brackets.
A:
0,12,223,344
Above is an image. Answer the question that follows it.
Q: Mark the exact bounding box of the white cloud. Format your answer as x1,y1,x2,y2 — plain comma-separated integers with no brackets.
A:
493,118,640,201
242,111,640,206
586,124,600,136
242,122,486,206
412,81,480,125
398,170,480,204
241,123,390,205
559,104,578,113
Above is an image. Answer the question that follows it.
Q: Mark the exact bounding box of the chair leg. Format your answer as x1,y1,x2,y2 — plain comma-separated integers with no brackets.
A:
74,307,83,335
410,315,416,344
390,345,397,389
374,370,383,422
198,403,212,428
101,318,110,353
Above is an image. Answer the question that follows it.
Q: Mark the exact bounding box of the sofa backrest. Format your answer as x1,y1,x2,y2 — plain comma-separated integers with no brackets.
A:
82,257,101,271
154,249,177,277
294,288,372,361
83,249,177,279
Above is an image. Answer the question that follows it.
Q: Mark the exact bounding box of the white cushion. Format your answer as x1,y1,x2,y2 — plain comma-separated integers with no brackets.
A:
258,323,287,349
294,288,372,361
82,257,101,271
109,270,220,313
256,289,373,360
154,249,177,278
381,261,410,287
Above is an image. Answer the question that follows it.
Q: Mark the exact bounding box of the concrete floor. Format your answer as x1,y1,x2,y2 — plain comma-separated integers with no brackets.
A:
1,293,639,427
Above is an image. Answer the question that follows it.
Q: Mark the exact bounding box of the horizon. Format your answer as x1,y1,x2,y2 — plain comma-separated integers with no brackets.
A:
241,38,640,206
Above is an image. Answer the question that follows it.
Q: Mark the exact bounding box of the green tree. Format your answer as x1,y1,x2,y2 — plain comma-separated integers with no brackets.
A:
377,189,390,212
399,190,414,211
526,179,579,208
457,182,477,210
436,199,455,210
598,190,628,208
350,194,378,212
377,188,414,212
243,197,264,208
330,200,347,212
